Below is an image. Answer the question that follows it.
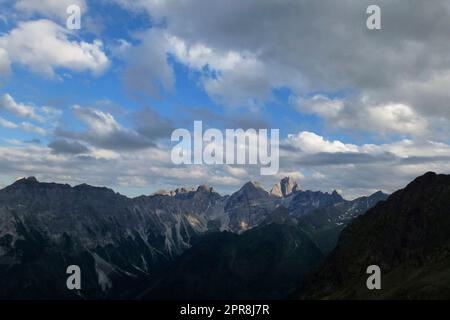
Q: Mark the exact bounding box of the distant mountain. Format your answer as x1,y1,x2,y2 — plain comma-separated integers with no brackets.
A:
287,190,344,217
297,172,450,300
298,190,389,255
0,176,386,299
225,181,277,233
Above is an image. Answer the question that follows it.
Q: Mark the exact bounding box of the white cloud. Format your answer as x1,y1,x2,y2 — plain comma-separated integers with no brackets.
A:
167,35,243,71
0,116,46,135
0,116,17,129
367,103,428,136
73,105,122,136
285,131,359,154
59,105,157,151
292,95,428,137
292,95,344,118
19,122,46,135
0,19,109,77
123,30,288,107
0,94,43,122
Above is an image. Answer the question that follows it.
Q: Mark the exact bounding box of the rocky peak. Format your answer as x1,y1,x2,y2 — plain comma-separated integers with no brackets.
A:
11,176,38,186
240,181,266,193
270,176,300,197
197,184,214,193
331,190,343,200
173,187,196,195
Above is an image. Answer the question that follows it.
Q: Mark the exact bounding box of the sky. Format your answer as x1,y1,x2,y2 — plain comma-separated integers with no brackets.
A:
1,0,450,199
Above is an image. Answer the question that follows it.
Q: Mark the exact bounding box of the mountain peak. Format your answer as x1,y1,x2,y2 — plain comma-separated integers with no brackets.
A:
370,190,386,197
10,176,39,187
270,176,300,197
173,187,196,195
242,181,264,191
197,184,214,193
19,176,38,182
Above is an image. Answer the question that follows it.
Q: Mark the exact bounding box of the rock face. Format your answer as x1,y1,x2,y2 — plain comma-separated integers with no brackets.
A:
297,172,450,300
0,176,387,299
270,177,300,197
225,181,277,233
287,189,344,217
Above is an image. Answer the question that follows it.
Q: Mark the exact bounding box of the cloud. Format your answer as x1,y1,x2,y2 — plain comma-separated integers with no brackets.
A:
0,19,109,77
123,30,174,97
19,122,46,135
182,106,271,130
1,125,450,199
0,48,10,75
0,94,43,121
48,139,89,155
284,131,359,154
134,108,174,140
367,103,428,136
167,35,276,107
0,116,46,135
114,0,450,138
292,95,428,137
0,116,17,129
279,132,450,198
14,0,87,20
292,95,344,119
56,105,160,151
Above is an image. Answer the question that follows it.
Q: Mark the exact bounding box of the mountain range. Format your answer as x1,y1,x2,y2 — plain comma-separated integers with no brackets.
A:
0,175,387,299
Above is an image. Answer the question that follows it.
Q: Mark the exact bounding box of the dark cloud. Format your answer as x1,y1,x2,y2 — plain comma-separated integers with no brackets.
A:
123,30,174,98
182,106,271,130
48,139,89,155
116,0,450,137
135,108,174,140
54,126,157,151
53,105,175,151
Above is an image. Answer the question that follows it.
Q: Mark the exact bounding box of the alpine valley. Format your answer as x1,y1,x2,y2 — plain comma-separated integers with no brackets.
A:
2,173,450,299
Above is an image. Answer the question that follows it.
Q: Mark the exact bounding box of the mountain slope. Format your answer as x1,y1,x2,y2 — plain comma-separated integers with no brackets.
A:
298,191,388,255
297,172,450,300
225,181,277,233
141,222,323,299
0,178,222,298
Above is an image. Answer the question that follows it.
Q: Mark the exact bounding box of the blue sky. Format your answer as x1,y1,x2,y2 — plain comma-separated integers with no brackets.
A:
1,0,450,198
